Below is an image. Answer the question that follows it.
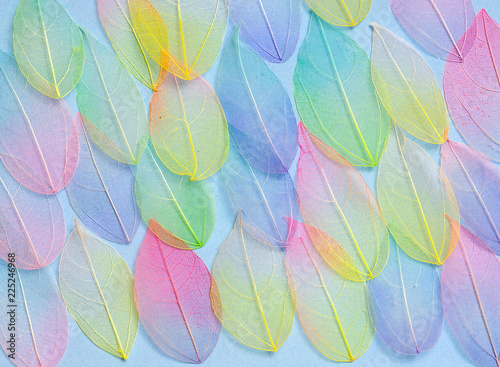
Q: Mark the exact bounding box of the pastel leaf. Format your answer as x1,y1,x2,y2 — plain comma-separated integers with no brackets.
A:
371,23,450,144
77,29,149,165
211,213,295,351
0,49,79,194
303,0,372,27
150,73,229,181
135,228,221,363
229,0,301,63
0,266,69,367
286,219,375,362
294,15,391,167
297,122,389,281
377,125,460,265
442,225,500,367
444,10,500,162
389,0,476,62
13,0,85,99
59,221,139,359
217,28,298,174
135,144,215,249
66,114,141,244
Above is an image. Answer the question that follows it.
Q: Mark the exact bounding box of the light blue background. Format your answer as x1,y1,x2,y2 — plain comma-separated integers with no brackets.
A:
0,0,499,366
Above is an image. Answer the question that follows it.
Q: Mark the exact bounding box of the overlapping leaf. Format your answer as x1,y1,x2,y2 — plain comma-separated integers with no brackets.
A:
67,114,141,244
369,238,443,355
150,73,229,181
217,28,298,174
294,15,391,167
229,0,301,63
211,213,295,351
97,0,167,90
59,221,139,359
304,0,372,26
286,219,375,362
0,265,69,367
77,29,149,165
13,0,85,98
297,122,389,281
442,225,500,367
135,145,215,249
0,49,79,194
371,23,449,144
135,228,221,363
377,126,460,265
444,10,500,162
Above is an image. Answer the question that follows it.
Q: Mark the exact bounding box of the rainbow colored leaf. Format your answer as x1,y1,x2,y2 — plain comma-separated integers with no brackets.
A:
286,219,375,362
371,23,449,144
222,145,299,246
217,28,298,174
0,265,69,367
377,126,460,265
369,238,443,355
297,122,389,281
294,15,391,167
77,29,149,165
66,114,141,244
229,0,301,63
0,49,79,194
97,0,167,90
135,228,221,363
59,220,139,359
211,213,295,351
150,73,229,181
444,10,500,162
389,0,476,62
149,0,228,80
13,0,85,99
442,225,500,367
304,0,371,26
135,145,215,249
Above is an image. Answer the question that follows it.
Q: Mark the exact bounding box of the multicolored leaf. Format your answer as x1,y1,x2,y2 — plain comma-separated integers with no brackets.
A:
59,220,139,359
297,122,389,281
150,73,229,181
294,15,391,167
303,0,372,27
13,0,85,98
371,23,449,144
135,228,221,363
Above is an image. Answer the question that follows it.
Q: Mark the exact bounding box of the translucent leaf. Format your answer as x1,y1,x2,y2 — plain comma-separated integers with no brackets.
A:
286,219,375,362
444,10,500,162
77,29,149,165
150,73,229,181
67,114,141,244
0,161,65,270
217,28,298,174
229,0,301,63
389,0,476,62
211,213,295,351
97,0,167,90
13,0,85,98
294,15,391,167
441,140,500,255
135,145,215,249
377,125,460,265
0,265,69,367
135,228,221,363
297,122,389,281
221,145,299,246
369,238,444,355
442,225,500,367
371,23,450,144
0,50,79,194
149,0,228,80
59,221,139,359
303,0,372,27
